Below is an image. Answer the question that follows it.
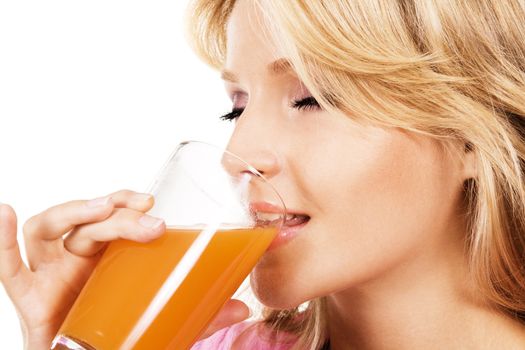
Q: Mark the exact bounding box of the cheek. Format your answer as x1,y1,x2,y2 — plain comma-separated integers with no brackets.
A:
252,129,461,308
310,131,460,284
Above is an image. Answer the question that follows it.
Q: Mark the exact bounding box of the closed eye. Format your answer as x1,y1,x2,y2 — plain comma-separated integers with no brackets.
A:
291,96,320,111
219,107,244,122
219,96,321,122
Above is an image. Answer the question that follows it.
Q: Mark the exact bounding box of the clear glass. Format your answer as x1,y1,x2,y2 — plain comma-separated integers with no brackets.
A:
51,141,286,350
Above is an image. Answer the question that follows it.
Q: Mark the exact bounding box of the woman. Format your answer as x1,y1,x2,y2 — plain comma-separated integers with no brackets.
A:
1,0,525,349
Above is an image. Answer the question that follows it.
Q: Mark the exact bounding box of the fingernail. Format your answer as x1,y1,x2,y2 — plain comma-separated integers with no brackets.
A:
134,193,152,202
139,215,164,229
87,196,111,208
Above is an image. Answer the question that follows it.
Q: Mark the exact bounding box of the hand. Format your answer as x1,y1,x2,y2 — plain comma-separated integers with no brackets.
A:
0,190,163,349
0,190,250,350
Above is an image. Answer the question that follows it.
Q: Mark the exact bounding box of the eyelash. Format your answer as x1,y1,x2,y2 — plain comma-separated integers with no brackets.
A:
219,96,321,122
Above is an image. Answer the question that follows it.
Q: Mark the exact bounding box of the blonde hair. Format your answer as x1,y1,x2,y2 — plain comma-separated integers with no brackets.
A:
186,1,525,349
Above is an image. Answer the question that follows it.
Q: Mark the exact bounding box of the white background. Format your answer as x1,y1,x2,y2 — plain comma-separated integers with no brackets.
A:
0,1,237,347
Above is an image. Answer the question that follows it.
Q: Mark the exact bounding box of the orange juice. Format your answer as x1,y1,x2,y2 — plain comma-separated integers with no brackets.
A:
56,226,276,350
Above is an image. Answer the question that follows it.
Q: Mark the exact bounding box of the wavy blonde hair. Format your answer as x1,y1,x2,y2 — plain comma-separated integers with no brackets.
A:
186,1,525,349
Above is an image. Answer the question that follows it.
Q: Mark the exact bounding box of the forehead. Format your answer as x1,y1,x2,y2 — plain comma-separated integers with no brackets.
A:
225,0,282,71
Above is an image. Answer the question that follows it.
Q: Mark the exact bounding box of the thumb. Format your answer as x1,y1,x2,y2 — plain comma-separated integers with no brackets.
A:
0,204,30,292
200,299,251,339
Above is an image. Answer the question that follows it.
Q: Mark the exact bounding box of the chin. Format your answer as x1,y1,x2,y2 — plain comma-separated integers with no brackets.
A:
250,273,308,310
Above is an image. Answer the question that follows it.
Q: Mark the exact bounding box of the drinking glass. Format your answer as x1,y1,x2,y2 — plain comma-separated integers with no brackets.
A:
51,141,286,350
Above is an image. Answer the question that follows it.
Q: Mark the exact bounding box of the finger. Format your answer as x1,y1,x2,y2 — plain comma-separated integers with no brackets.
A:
23,196,114,243
200,299,250,339
64,208,165,257
23,197,114,270
106,189,154,212
0,204,31,294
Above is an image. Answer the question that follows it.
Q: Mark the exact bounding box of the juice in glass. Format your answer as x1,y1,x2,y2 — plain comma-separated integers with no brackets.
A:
55,226,276,350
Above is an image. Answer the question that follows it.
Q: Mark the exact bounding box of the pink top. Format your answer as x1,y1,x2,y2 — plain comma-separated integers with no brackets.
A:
191,321,297,350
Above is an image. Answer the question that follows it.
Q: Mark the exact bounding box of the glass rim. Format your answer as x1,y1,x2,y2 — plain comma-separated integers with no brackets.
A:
146,140,287,222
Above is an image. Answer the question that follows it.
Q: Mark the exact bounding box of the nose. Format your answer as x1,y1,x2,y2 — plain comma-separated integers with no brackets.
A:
223,114,282,180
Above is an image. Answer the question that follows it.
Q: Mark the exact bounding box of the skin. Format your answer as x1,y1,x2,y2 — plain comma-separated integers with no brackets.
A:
223,0,471,310
222,0,525,349
1,0,524,349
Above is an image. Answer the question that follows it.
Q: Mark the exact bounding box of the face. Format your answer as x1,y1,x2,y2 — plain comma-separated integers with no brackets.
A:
223,0,469,309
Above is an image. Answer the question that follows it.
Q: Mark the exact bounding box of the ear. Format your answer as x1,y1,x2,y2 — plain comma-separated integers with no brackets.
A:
461,142,478,181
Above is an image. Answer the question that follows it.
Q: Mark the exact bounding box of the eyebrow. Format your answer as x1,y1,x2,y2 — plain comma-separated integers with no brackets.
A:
220,58,293,83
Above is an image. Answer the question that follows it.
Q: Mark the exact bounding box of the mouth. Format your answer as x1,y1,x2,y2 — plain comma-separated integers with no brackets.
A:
269,212,310,250
249,202,310,250
282,213,310,227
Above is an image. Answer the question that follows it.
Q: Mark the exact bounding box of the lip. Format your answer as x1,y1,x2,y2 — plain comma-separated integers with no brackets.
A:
266,217,309,250
249,201,310,250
